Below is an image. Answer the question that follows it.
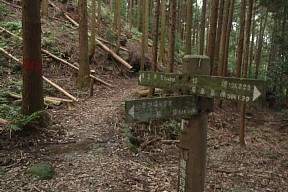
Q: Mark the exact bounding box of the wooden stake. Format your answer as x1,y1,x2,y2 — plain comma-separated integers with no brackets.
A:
178,55,210,192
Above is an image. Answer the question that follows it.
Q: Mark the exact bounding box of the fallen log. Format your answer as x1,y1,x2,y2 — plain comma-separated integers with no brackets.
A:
48,0,132,70
7,93,73,105
0,28,112,87
0,47,78,101
135,88,163,97
0,118,8,125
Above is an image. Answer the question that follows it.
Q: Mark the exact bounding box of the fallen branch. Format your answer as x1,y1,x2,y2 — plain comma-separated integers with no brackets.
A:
0,47,78,101
48,0,132,70
7,93,73,105
0,118,8,125
135,89,163,97
0,27,112,88
161,140,180,144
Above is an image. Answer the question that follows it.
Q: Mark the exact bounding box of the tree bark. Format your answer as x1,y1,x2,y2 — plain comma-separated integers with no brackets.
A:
88,0,96,60
129,0,133,31
167,0,177,73
207,0,219,75
158,0,166,66
235,0,246,78
22,0,44,116
77,0,90,88
41,0,48,18
199,0,206,55
185,0,193,55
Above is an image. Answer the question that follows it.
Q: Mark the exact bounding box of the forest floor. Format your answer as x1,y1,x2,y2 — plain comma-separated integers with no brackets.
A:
0,1,288,192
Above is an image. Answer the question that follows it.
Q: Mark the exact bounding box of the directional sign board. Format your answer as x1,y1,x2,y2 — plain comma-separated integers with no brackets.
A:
125,96,198,123
139,71,266,105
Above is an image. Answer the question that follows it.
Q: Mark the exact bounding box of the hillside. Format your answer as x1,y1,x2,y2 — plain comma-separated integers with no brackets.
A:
0,1,288,191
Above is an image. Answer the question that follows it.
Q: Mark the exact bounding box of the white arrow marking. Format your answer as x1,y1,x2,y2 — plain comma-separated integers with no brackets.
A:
253,86,261,101
129,105,135,118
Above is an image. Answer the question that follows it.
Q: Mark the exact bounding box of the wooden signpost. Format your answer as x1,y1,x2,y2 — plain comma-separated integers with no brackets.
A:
124,55,266,192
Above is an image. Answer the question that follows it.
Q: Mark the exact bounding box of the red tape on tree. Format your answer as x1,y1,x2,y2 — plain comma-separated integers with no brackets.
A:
23,59,42,72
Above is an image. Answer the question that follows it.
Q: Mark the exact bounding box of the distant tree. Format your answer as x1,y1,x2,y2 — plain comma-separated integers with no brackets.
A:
88,0,97,61
235,0,246,78
141,0,149,70
41,0,48,18
77,0,90,88
22,0,47,126
255,10,268,79
185,0,193,55
129,0,133,31
115,0,121,54
167,0,177,73
137,0,142,31
150,0,160,96
199,0,207,55
158,0,166,67
207,0,219,75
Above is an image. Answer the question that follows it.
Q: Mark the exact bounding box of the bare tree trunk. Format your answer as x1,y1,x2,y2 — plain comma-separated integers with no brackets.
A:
141,0,149,70
137,0,142,32
255,10,268,79
41,0,48,18
22,0,46,125
199,0,207,55
235,0,246,78
167,0,177,73
214,0,225,74
248,4,256,77
150,0,160,96
116,0,121,54
158,0,166,66
129,0,133,31
185,0,193,55
88,0,96,60
77,0,90,88
207,0,219,75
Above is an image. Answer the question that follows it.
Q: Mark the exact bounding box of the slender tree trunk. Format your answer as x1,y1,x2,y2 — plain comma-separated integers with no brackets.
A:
248,5,256,77
185,0,193,55
255,10,268,79
223,0,235,76
129,0,133,31
141,0,149,70
77,0,90,88
158,0,166,66
214,0,225,74
137,0,142,32
240,0,253,148
207,0,219,75
88,0,96,60
199,0,206,55
22,0,50,127
218,0,230,76
150,0,160,96
116,0,121,54
235,0,246,78
41,0,48,18
167,0,177,73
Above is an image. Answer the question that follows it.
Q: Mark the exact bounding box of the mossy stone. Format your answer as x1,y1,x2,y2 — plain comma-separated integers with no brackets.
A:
0,166,4,176
27,162,53,180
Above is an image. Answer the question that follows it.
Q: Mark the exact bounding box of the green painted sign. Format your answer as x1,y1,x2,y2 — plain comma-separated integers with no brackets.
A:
139,71,266,105
125,96,198,123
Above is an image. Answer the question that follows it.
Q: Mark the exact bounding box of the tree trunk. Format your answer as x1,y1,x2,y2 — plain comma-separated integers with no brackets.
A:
150,0,160,96
141,0,149,70
255,10,268,79
116,0,121,54
207,0,219,75
185,0,193,55
158,0,166,66
88,0,96,60
167,0,177,73
129,0,133,31
235,0,246,78
41,0,48,18
248,5,256,77
214,0,225,74
22,0,46,125
137,0,142,32
113,0,118,31
199,0,206,55
77,0,90,88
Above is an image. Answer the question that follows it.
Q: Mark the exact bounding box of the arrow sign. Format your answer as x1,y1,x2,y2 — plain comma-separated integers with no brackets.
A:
139,71,266,105
125,96,199,123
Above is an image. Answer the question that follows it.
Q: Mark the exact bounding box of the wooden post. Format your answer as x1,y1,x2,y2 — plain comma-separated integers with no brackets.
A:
178,55,210,192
